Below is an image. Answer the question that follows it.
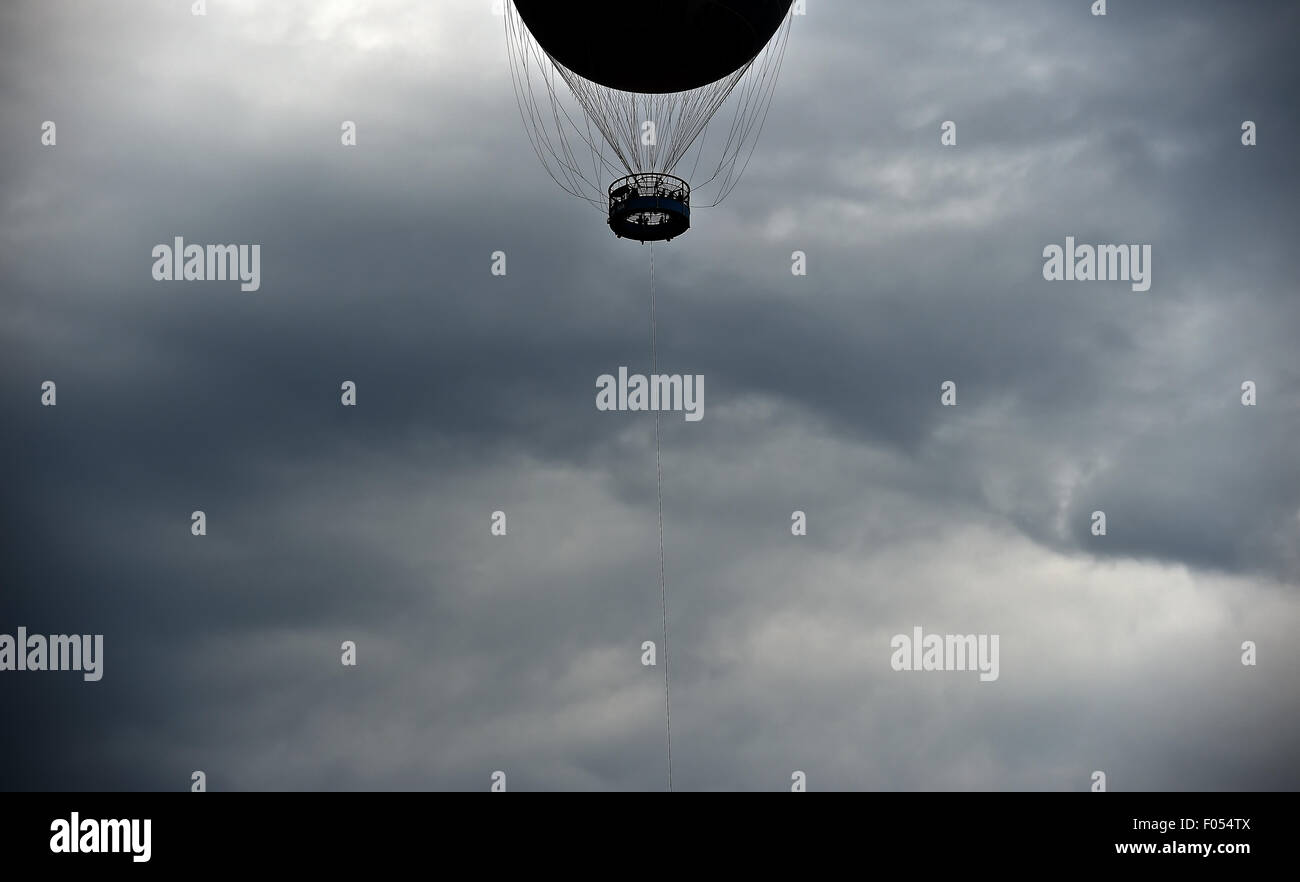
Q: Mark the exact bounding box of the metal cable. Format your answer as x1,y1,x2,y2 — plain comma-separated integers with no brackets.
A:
649,242,672,792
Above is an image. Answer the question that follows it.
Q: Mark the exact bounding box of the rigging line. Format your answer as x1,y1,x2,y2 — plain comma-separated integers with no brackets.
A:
506,10,604,204
649,242,673,793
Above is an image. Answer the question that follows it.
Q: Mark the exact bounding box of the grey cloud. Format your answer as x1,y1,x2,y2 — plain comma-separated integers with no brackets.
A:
1,0,1297,791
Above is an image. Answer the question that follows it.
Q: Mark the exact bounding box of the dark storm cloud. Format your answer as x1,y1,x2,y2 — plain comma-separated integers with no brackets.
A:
1,0,1297,791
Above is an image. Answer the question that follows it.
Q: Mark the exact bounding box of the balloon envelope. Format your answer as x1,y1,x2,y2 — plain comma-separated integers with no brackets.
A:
512,0,793,93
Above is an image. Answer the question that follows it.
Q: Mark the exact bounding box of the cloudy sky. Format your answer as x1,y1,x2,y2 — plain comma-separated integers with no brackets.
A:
2,0,1297,791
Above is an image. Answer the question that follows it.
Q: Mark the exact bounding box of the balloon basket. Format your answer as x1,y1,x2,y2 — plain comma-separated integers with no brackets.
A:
607,173,691,243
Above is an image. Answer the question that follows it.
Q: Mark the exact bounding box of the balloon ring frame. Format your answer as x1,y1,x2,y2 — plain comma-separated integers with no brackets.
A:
607,173,691,243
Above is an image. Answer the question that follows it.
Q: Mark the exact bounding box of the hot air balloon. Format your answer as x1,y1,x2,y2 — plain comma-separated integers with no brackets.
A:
505,1,794,242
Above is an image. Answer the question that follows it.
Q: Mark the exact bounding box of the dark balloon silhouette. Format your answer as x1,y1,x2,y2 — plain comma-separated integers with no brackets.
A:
511,0,793,94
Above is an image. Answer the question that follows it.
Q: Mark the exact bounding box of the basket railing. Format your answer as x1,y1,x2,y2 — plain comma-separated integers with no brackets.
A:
608,173,691,211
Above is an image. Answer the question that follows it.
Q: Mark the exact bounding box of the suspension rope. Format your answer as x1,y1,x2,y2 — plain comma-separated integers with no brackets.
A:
649,242,673,792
